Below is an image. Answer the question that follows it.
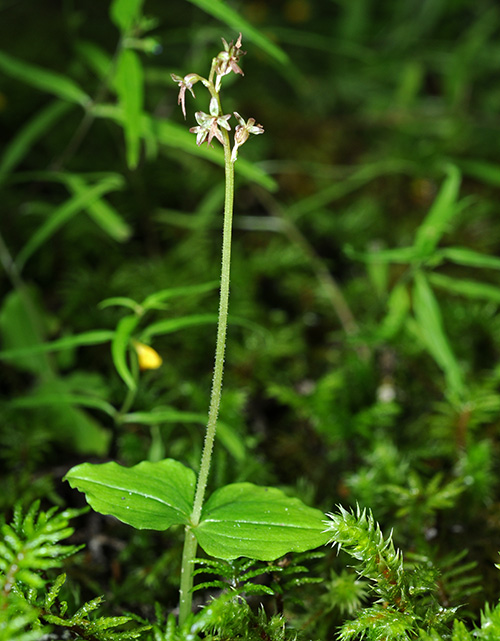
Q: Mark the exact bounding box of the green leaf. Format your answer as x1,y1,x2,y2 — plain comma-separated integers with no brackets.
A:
0,101,71,180
428,272,500,303
195,483,329,561
414,165,461,255
110,0,144,32
15,175,124,271
459,158,500,187
0,50,90,105
114,48,144,169
439,247,500,270
99,297,142,312
111,315,140,390
140,314,218,340
141,281,219,310
65,175,132,242
378,282,411,341
0,288,53,375
10,392,117,419
345,244,423,265
186,0,290,67
75,40,112,79
412,271,465,398
11,379,111,455
0,329,113,361
64,459,196,530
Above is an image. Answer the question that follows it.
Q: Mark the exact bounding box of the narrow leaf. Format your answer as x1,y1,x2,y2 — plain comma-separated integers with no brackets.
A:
10,393,117,418
428,272,500,303
64,459,196,530
111,315,140,390
414,165,461,254
0,101,71,179
186,0,290,67
345,244,423,265
378,282,411,341
65,175,132,242
0,50,90,105
195,483,329,561
459,158,500,187
114,49,144,169
140,314,217,340
0,329,114,361
439,247,500,271
412,271,465,397
15,175,124,270
141,281,219,310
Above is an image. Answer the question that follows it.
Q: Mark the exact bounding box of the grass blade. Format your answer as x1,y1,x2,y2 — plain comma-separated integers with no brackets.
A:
65,175,132,242
412,271,465,398
114,49,144,170
0,50,89,105
111,315,140,390
0,101,72,180
414,165,461,255
15,175,124,271
186,0,290,67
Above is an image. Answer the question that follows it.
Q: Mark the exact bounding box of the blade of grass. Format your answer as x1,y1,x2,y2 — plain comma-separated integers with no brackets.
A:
0,101,72,181
0,50,90,106
186,0,290,67
114,48,144,170
15,175,124,271
412,270,465,399
414,165,461,255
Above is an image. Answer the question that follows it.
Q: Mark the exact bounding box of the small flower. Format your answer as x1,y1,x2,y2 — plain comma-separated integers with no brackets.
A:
189,98,231,147
214,33,246,91
133,341,163,371
171,73,200,119
231,112,264,162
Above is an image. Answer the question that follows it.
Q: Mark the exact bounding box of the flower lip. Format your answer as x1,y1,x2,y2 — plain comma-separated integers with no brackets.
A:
171,73,200,119
189,109,232,147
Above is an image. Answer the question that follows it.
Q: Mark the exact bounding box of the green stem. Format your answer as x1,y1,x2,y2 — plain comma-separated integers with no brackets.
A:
178,133,235,625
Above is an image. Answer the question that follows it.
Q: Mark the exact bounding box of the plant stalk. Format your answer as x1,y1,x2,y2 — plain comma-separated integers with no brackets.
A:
178,133,235,625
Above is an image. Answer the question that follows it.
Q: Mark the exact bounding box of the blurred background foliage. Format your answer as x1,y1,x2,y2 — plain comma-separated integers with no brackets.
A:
2,0,500,636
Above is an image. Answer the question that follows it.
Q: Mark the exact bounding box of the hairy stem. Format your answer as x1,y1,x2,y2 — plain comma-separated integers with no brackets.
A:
178,132,234,625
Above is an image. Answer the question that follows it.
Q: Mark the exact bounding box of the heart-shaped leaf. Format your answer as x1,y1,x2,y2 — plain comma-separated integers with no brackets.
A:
65,459,196,530
194,483,329,561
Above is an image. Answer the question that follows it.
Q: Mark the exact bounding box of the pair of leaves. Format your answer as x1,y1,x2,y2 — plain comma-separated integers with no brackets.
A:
65,459,329,561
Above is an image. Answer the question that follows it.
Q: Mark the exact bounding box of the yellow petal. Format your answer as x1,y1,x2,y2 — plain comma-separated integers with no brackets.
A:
133,341,163,371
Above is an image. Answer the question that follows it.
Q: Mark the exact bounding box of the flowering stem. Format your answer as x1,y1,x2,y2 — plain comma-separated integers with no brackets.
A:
178,131,234,625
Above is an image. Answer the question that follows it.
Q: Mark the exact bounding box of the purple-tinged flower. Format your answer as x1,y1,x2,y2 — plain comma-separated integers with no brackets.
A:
189,98,231,147
171,73,200,119
231,111,264,162
214,33,246,91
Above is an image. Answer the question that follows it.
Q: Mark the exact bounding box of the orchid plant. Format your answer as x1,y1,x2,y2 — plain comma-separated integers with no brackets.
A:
65,34,328,626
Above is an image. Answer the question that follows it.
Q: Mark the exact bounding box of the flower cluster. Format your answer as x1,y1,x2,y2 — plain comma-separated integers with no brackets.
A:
171,34,263,162
190,97,231,147
213,33,245,91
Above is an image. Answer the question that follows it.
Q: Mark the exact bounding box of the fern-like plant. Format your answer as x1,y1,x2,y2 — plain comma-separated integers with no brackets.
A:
0,501,150,640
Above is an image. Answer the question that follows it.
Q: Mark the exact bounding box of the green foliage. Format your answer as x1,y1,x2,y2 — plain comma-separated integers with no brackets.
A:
192,552,323,598
65,459,328,561
325,506,458,639
0,501,150,640
3,0,500,639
